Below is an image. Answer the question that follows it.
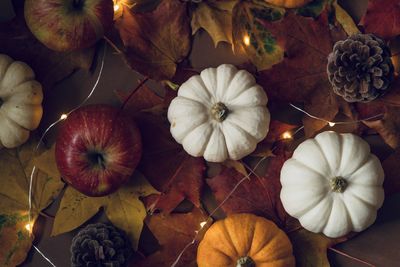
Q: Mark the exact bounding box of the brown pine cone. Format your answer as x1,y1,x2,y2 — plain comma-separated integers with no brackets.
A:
71,223,132,267
327,33,394,102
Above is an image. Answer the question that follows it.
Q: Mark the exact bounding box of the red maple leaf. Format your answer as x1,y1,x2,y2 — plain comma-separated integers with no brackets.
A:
361,0,400,40
207,144,300,232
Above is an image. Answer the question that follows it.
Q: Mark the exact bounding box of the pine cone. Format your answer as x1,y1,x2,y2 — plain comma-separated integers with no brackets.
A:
327,33,394,102
71,223,132,267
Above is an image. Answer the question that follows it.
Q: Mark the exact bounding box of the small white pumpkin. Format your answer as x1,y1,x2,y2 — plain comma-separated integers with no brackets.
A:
0,54,43,148
280,131,384,238
168,64,270,162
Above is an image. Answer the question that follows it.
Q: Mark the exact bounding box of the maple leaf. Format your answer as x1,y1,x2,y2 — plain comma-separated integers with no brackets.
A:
0,0,95,91
191,0,238,47
289,228,347,267
0,141,64,266
52,172,158,250
132,208,210,267
257,8,355,136
136,113,206,214
115,0,191,80
382,148,400,196
252,120,299,157
232,1,286,71
115,85,164,113
207,146,300,232
355,79,400,149
360,0,400,40
115,81,206,214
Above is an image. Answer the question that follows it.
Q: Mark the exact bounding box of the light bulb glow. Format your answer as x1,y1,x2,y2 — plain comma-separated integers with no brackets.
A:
282,131,292,140
114,3,120,12
25,223,33,232
328,122,335,127
243,35,250,46
60,114,68,120
199,221,207,229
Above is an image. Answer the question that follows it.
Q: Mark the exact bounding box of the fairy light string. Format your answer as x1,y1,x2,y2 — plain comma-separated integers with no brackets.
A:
20,40,383,266
26,43,108,266
170,103,384,267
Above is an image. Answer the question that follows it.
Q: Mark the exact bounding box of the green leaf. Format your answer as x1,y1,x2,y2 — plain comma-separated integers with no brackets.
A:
52,173,159,250
0,140,64,266
191,0,238,47
232,1,285,71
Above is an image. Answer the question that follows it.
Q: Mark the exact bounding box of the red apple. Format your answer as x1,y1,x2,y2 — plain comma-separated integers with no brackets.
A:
55,105,142,196
24,0,114,52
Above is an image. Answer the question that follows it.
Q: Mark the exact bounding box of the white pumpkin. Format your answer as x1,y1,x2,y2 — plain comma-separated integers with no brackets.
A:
280,131,384,238
0,54,43,148
168,64,270,162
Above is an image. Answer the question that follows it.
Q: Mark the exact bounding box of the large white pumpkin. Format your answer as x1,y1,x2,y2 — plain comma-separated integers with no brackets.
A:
0,54,43,148
280,131,384,238
167,64,270,162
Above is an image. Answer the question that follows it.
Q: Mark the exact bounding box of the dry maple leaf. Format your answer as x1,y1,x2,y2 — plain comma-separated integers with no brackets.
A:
132,207,210,267
382,148,400,196
0,0,95,91
207,144,299,232
0,141,64,266
257,8,356,137
136,113,206,214
191,0,238,47
115,0,191,81
52,172,158,250
360,0,400,40
289,228,347,267
115,84,206,214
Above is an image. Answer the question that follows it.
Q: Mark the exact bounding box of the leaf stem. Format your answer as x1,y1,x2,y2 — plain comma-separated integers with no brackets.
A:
120,77,150,111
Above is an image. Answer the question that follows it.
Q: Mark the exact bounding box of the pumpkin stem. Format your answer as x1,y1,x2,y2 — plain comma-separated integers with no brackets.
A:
211,102,229,122
330,176,347,193
236,256,255,267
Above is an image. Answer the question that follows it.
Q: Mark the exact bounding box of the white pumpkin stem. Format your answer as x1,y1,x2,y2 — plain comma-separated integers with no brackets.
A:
211,102,229,122
236,256,255,267
330,176,348,193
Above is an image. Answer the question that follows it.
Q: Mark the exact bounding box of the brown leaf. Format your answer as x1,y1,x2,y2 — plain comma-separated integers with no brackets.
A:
257,10,352,136
252,120,298,157
136,113,206,214
362,108,400,149
191,0,237,47
382,148,400,196
132,208,210,267
360,0,400,40
115,0,191,80
289,229,347,267
115,85,164,113
0,0,95,91
207,146,300,232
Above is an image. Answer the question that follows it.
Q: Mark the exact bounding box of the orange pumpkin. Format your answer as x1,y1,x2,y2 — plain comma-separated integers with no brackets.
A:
265,0,313,8
197,213,295,267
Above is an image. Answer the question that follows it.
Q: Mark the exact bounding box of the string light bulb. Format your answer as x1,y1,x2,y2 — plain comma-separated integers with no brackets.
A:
60,114,68,120
243,35,250,46
25,223,33,233
113,2,120,12
328,122,336,127
199,221,207,229
282,131,293,140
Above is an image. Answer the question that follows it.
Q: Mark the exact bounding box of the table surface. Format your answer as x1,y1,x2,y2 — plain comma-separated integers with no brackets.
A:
21,0,400,266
